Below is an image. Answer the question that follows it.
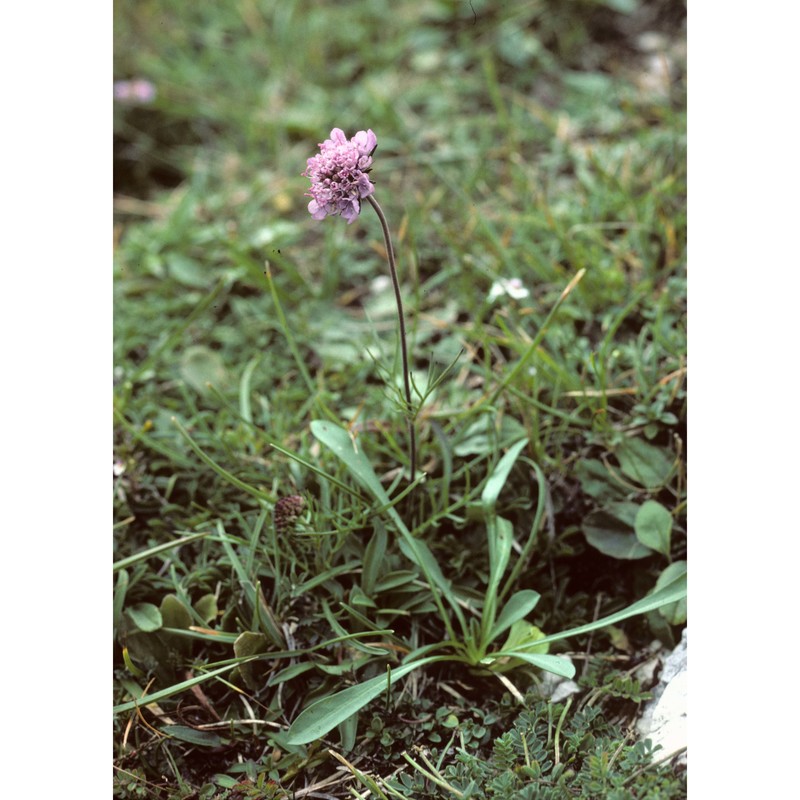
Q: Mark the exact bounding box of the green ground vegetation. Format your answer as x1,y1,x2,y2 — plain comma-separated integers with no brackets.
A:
114,1,686,796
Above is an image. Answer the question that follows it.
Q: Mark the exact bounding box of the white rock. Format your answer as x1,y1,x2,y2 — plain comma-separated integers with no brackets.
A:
637,629,687,766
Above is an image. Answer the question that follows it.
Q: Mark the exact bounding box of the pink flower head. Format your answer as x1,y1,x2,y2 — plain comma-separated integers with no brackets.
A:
302,128,378,224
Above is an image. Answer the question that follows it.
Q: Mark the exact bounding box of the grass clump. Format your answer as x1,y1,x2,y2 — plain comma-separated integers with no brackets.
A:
114,0,686,796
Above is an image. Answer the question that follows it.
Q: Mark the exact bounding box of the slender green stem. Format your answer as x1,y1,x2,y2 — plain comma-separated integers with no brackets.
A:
366,194,417,481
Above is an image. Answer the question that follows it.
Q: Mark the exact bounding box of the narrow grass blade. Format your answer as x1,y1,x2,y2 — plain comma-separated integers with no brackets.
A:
430,421,453,512
514,570,687,651
172,416,275,503
113,661,251,715
118,278,226,395
238,355,261,425
291,560,363,596
269,440,365,502
160,627,239,644
113,531,211,572
264,263,338,423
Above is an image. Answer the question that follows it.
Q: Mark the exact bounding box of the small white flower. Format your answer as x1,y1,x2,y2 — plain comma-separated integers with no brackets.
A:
370,275,391,294
488,278,530,302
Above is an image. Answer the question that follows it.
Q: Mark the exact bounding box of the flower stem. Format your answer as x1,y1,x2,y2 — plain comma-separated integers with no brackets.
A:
366,194,417,481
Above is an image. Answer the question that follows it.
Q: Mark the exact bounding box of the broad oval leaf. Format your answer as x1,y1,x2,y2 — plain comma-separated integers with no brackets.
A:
179,345,229,394
635,500,672,556
575,459,627,502
159,594,192,629
194,593,218,624
583,506,653,559
126,603,163,633
233,631,270,658
615,438,674,489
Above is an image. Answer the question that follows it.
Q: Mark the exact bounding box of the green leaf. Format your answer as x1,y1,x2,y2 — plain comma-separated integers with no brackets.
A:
162,725,224,748
453,416,527,456
489,590,541,644
311,420,466,641
502,621,548,654
582,506,653,559
396,537,455,602
126,603,163,633
349,586,377,608
483,516,514,633
113,662,252,715
374,570,418,593
615,438,674,489
113,530,212,572
310,420,391,507
286,656,446,745
361,524,387,597
233,631,271,690
269,662,317,686
635,501,672,556
217,523,284,647
338,712,358,753
159,595,192,629
233,631,270,658
165,253,210,289
513,569,687,652
179,345,229,394
654,561,687,625
481,438,527,637
113,569,129,632
481,438,528,513
194,594,218,624
488,651,575,679
575,459,627,502
499,459,547,603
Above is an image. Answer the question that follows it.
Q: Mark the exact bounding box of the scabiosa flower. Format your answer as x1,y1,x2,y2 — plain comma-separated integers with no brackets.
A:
302,127,418,481
302,128,378,224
